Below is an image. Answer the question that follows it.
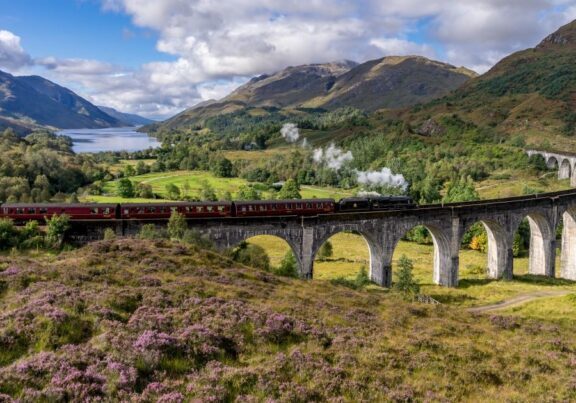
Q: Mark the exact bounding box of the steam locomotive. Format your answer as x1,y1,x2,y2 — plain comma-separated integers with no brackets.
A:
0,196,416,222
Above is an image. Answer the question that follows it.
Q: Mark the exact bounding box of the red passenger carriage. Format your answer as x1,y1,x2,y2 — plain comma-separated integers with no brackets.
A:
120,202,232,219
0,203,118,222
234,199,335,217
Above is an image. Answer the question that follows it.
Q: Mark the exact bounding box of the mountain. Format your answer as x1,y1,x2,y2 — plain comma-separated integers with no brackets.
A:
0,70,123,133
149,57,476,132
406,20,576,139
97,106,154,126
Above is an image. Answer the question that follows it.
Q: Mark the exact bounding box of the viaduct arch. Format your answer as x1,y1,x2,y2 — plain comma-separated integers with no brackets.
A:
62,189,576,288
526,149,576,184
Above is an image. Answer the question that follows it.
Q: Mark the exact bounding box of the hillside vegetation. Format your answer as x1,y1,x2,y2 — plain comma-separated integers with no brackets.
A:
404,20,576,150
1,239,576,401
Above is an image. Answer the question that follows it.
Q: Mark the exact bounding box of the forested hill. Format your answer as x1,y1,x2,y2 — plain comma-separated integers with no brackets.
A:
0,70,123,133
147,56,475,133
0,128,108,203
403,19,576,145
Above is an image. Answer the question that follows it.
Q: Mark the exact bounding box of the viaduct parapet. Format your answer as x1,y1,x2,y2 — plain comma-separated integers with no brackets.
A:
526,149,576,186
64,189,576,288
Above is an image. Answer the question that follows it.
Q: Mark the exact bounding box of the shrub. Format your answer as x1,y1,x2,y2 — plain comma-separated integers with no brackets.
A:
103,228,117,241
167,211,187,241
138,224,160,240
45,214,70,248
182,229,214,249
230,242,270,271
274,250,299,278
117,178,135,198
317,241,333,261
0,219,18,250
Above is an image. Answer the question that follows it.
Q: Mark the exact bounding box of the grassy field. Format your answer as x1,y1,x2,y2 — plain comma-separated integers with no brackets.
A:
83,170,354,202
248,232,576,315
475,170,571,199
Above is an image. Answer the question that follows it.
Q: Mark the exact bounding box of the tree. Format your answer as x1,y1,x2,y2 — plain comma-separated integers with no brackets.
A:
165,183,181,200
0,219,18,250
442,176,479,203
230,241,270,271
200,180,217,201
167,211,187,240
124,164,136,178
135,161,149,175
136,183,154,198
274,250,299,278
117,178,135,198
211,157,234,178
46,214,70,248
277,179,301,199
237,185,260,200
317,241,333,261
394,255,420,299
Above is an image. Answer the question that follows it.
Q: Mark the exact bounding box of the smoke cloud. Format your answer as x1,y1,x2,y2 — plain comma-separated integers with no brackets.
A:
280,123,300,143
356,168,408,190
313,143,353,170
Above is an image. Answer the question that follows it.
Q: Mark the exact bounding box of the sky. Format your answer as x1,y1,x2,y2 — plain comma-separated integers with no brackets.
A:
1,0,576,120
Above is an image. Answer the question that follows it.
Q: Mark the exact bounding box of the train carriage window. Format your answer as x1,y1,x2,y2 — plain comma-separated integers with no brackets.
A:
259,205,266,211
91,208,98,214
217,205,225,212
185,207,191,212
171,207,178,212
248,205,254,212
16,208,24,214
271,204,277,210
296,203,302,209
104,208,111,215
27,208,36,214
124,209,129,215
196,206,204,212
306,203,311,209
137,207,144,214
207,206,214,212
241,206,247,212
318,203,323,208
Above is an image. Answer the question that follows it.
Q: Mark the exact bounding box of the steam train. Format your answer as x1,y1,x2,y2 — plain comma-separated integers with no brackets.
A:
0,196,416,222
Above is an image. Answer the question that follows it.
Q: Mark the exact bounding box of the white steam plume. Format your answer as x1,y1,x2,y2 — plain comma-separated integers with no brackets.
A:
356,168,408,191
313,143,353,170
280,123,300,143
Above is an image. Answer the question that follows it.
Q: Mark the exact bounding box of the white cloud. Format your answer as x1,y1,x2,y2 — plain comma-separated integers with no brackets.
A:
0,30,31,71
6,1,576,118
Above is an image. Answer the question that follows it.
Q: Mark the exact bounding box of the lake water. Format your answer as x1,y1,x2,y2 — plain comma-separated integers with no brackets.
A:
58,127,161,153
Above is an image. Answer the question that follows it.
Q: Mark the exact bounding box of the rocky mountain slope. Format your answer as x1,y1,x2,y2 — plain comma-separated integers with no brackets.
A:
0,70,123,133
406,19,576,141
149,56,475,132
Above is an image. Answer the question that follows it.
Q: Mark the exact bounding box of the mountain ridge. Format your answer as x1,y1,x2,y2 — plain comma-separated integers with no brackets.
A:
0,70,124,133
150,55,476,132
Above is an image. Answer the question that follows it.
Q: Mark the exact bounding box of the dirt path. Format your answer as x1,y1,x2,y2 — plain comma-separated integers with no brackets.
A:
467,290,574,313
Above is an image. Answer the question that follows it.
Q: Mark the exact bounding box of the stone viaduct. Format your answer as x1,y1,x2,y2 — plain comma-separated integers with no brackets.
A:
66,189,576,288
526,149,576,186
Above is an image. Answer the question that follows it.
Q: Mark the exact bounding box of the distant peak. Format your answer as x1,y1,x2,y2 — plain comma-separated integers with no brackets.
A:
537,19,576,48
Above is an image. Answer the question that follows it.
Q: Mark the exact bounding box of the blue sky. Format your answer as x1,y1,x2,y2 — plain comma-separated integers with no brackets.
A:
1,0,576,119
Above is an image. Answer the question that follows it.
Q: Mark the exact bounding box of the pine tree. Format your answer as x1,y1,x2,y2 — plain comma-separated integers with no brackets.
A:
394,255,420,299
